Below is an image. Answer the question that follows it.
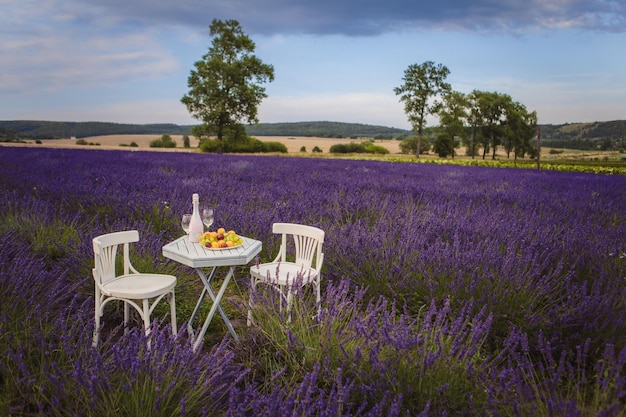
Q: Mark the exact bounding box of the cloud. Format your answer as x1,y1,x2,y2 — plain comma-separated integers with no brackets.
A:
2,0,623,127
0,32,179,95
48,0,626,35
4,0,622,96
0,1,179,95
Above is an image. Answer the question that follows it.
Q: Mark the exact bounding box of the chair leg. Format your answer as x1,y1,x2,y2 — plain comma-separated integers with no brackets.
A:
286,289,293,323
247,277,256,327
142,298,151,337
124,302,130,335
246,300,254,326
169,292,177,336
93,296,101,347
315,281,321,319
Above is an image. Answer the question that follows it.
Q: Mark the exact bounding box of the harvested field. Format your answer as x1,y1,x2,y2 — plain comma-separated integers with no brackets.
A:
5,133,621,161
5,134,402,154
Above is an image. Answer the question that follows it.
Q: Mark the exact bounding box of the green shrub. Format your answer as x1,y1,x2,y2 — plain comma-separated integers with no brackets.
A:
330,141,389,155
363,142,390,155
199,139,220,152
75,139,88,145
262,141,288,153
199,137,287,153
329,143,366,153
312,146,322,153
400,136,431,154
150,134,176,148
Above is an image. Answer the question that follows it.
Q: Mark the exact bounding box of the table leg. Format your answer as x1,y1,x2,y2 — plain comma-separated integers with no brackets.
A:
202,267,238,339
187,267,217,341
191,266,238,351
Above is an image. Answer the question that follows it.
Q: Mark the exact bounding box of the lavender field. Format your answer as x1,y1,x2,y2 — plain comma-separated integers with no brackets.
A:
1,146,625,416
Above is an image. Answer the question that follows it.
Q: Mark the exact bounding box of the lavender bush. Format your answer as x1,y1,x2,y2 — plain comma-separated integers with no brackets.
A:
1,147,624,415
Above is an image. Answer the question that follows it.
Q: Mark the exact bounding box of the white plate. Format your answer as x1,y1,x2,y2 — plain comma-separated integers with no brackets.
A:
201,242,242,250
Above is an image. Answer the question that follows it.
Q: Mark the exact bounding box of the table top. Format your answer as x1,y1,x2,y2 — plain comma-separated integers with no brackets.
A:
162,235,262,268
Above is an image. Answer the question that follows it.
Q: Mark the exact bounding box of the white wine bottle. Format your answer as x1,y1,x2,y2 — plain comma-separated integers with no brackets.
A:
188,193,204,243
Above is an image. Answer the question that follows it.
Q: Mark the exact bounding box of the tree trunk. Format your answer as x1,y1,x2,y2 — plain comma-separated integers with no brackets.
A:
416,130,422,158
217,126,223,154
470,129,477,159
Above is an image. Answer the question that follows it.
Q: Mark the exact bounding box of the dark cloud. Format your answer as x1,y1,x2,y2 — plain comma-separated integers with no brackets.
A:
71,0,626,35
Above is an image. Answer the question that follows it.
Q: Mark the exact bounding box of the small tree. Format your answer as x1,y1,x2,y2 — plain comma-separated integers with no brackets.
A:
399,136,418,155
183,135,190,148
394,61,451,157
181,19,274,153
399,136,431,155
433,134,456,158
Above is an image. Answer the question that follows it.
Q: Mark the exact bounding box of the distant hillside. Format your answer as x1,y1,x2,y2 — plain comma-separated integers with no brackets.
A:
245,121,410,138
2,120,624,145
0,120,192,139
540,120,626,140
539,120,626,151
0,120,411,140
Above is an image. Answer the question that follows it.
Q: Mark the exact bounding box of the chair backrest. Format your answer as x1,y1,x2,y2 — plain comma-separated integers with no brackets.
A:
273,223,324,271
92,230,139,285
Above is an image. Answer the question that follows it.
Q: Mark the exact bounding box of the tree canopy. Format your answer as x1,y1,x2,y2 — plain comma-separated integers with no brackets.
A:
394,61,451,157
181,19,274,153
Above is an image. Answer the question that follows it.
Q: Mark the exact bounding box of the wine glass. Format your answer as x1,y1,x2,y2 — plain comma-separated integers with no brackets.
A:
181,214,192,235
201,208,214,230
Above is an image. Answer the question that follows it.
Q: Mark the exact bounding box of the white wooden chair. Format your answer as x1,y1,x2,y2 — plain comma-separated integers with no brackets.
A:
247,223,324,325
92,230,177,347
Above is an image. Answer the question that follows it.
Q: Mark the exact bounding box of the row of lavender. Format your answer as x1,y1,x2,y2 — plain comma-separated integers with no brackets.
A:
1,146,624,415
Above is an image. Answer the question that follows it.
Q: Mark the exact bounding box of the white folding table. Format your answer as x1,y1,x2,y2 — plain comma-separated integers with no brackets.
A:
162,235,262,351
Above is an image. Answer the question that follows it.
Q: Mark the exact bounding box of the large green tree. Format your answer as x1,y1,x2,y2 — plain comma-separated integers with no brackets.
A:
435,90,468,158
181,19,274,153
503,101,537,160
465,90,486,159
394,61,451,157
472,91,510,160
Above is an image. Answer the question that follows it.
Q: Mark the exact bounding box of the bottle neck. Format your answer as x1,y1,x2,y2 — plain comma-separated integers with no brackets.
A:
192,193,200,214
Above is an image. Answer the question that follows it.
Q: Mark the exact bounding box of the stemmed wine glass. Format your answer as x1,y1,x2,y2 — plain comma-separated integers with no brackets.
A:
181,214,192,235
201,208,214,230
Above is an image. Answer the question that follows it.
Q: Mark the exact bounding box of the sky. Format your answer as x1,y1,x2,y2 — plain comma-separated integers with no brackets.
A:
2,0,625,130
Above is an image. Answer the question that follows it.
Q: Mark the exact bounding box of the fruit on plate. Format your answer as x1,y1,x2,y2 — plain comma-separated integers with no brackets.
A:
199,229,243,248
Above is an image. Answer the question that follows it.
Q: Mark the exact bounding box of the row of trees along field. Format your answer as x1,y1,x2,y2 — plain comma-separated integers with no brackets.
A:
394,61,538,159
